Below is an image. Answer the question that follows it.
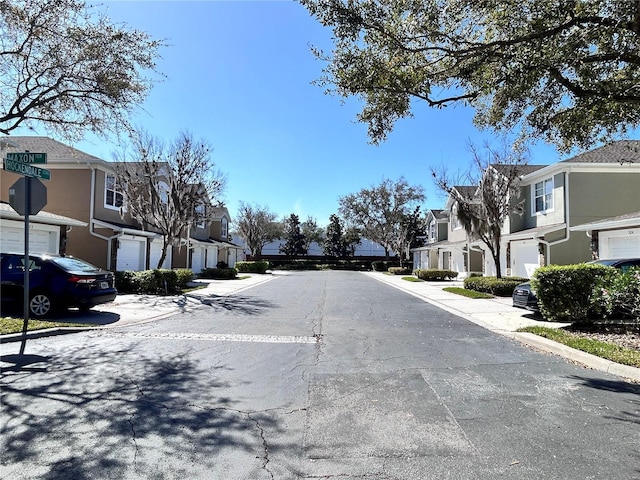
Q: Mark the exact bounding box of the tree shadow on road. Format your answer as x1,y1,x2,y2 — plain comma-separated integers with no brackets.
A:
194,294,277,316
0,340,286,479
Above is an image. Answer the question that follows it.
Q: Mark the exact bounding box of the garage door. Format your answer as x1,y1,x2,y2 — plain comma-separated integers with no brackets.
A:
0,222,58,254
603,232,640,259
117,236,145,271
149,238,171,269
511,240,540,278
205,246,218,269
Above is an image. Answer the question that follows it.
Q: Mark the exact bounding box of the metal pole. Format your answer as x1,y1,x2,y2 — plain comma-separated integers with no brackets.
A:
19,176,31,355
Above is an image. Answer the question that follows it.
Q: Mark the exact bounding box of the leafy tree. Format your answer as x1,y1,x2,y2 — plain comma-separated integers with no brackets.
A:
343,225,362,257
301,216,325,254
300,0,640,152
115,131,226,268
323,214,348,257
280,213,306,258
235,202,281,260
397,206,427,266
0,0,164,140
432,143,529,278
338,177,425,258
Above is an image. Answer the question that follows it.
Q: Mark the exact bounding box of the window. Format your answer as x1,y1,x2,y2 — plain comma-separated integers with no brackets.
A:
429,221,437,242
451,205,462,230
195,204,205,229
158,181,169,205
105,174,124,210
533,178,553,213
221,217,228,238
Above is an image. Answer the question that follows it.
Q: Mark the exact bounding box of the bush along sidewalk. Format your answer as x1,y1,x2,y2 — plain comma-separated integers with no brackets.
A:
115,269,193,295
463,276,528,296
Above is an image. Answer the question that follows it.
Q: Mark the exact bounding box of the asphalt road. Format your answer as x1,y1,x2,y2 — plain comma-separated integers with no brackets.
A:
1,271,639,479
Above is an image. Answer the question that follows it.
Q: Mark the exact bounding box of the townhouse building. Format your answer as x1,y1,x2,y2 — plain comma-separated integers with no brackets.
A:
412,140,640,278
1,136,241,272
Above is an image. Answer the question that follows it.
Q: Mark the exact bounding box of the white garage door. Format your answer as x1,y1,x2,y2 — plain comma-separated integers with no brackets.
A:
205,246,218,269
602,231,640,259
0,221,59,254
149,238,171,269
117,236,145,271
511,240,540,278
191,246,205,273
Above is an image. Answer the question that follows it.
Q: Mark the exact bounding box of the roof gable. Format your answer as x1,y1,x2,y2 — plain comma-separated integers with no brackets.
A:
560,140,640,165
1,136,106,166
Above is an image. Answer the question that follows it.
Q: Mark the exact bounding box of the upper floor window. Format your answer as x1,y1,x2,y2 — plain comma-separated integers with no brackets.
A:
533,178,553,213
105,174,124,210
158,181,169,205
195,204,205,229
221,217,228,238
429,221,437,241
451,205,462,230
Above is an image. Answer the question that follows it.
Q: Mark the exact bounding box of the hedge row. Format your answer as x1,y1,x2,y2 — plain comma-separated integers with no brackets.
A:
463,276,529,297
199,267,238,280
115,268,193,294
388,266,413,275
235,261,270,274
414,269,458,281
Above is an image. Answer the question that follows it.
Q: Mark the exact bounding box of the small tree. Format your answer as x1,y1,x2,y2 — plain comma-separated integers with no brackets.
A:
343,226,362,257
432,142,528,279
396,206,427,267
280,213,306,258
0,0,164,140
323,214,348,257
235,202,280,260
115,131,226,268
301,216,325,254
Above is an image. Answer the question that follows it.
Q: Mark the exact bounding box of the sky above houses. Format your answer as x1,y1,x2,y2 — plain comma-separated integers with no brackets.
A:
18,0,571,227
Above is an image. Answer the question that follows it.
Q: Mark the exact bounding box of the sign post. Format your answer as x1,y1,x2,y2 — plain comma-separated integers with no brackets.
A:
3,152,49,355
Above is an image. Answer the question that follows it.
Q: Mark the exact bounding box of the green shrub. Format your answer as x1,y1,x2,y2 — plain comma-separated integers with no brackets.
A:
463,276,528,296
532,264,617,323
114,270,137,293
388,266,413,275
115,269,181,294
591,267,640,319
174,269,194,288
414,269,458,281
199,267,238,280
235,261,270,274
372,260,397,272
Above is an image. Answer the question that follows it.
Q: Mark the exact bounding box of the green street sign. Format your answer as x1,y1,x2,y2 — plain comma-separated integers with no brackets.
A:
5,152,47,164
3,158,51,180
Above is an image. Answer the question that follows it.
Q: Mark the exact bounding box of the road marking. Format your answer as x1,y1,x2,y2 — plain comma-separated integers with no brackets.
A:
104,331,319,344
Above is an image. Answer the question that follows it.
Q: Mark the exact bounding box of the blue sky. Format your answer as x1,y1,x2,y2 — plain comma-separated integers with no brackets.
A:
25,0,563,226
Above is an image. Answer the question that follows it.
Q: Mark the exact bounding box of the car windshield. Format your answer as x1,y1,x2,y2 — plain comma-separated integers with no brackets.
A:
51,257,101,273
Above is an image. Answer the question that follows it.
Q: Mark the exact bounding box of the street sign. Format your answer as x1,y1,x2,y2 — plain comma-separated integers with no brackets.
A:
5,152,47,164
3,158,51,180
9,177,47,215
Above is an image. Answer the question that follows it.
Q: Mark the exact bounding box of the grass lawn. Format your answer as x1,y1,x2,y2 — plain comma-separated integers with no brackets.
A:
401,276,424,282
0,317,89,335
443,287,494,299
518,326,640,368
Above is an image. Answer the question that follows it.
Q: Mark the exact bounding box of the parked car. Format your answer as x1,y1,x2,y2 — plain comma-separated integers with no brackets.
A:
512,258,640,313
0,252,117,318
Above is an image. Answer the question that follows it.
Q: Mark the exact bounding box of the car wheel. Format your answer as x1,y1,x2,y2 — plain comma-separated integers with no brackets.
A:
29,291,54,318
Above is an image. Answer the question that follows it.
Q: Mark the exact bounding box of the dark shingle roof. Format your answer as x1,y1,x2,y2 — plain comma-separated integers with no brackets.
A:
428,209,447,220
490,163,548,176
1,136,106,164
561,140,640,164
453,185,477,199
